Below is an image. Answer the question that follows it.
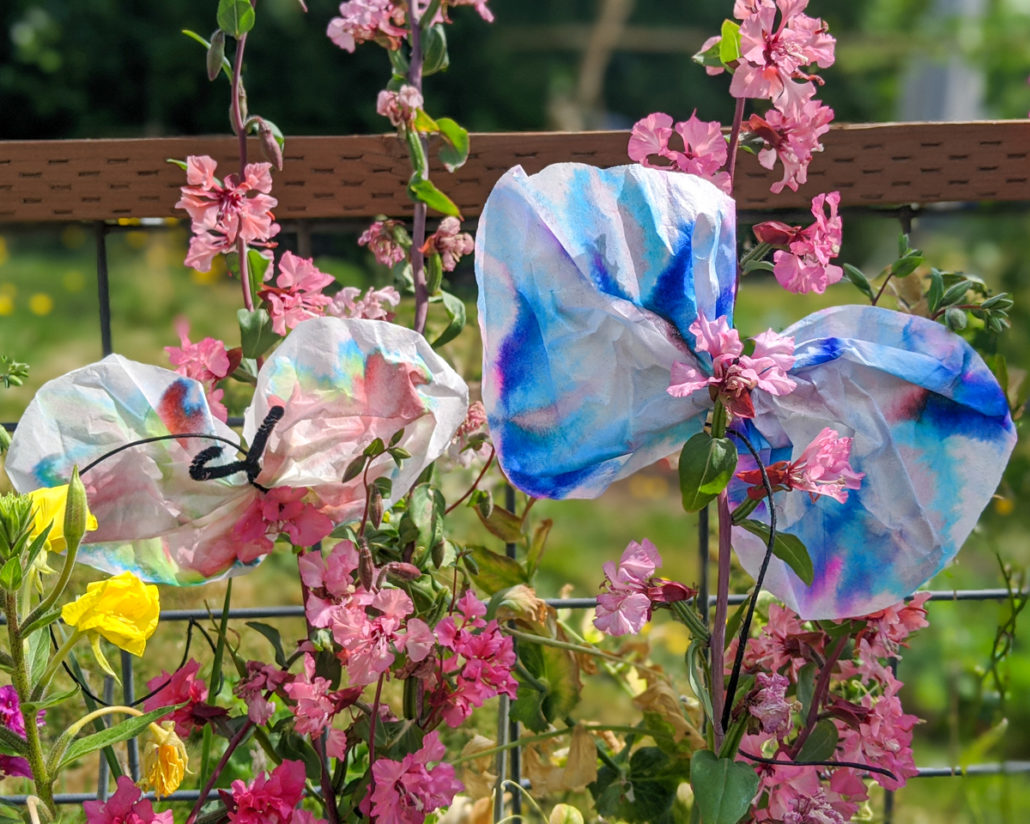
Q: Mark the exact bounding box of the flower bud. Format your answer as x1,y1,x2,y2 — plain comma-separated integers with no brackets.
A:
140,721,190,798
62,467,90,556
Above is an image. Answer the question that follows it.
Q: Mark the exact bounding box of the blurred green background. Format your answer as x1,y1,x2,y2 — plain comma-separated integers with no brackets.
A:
1,0,1029,821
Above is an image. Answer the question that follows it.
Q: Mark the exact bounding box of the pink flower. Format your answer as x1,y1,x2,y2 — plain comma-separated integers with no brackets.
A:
231,486,335,557
627,111,730,192
331,587,415,685
359,219,408,266
749,93,834,194
260,252,335,336
327,285,400,321
737,427,864,503
450,0,494,22
740,603,813,678
176,156,279,272
447,400,490,467
235,662,291,725
283,654,337,737
144,659,210,737
594,539,694,636
164,317,233,421
668,312,796,419
364,731,464,824
84,775,174,824
327,0,407,53
376,85,424,128
225,759,322,824
771,192,843,294
422,217,475,271
837,687,919,790
859,592,931,658
750,672,793,737
730,0,835,108
0,685,42,778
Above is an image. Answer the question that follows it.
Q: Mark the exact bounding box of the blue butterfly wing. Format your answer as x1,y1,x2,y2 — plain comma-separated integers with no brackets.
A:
732,305,1016,619
476,163,738,498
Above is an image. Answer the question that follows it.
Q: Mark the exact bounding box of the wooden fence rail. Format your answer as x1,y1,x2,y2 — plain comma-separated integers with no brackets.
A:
2,121,1030,224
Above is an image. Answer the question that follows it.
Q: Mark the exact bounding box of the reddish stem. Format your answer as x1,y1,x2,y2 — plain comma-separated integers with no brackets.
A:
789,634,848,758
230,33,254,310
709,490,733,749
407,0,430,336
726,97,746,193
185,718,254,824
445,446,495,514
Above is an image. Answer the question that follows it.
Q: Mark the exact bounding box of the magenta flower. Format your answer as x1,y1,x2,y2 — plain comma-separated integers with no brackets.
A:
594,539,694,636
0,685,43,779
84,775,174,824
768,191,843,294
364,731,464,824
176,155,279,273
224,759,323,824
737,427,864,503
283,654,336,737
235,662,291,725
359,219,408,266
668,312,796,419
730,0,835,108
422,217,475,272
327,0,407,53
143,658,210,737
330,588,420,685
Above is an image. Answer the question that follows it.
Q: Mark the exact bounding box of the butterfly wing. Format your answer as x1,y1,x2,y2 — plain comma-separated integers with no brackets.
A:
731,305,1017,619
476,163,738,498
5,354,254,584
245,316,469,524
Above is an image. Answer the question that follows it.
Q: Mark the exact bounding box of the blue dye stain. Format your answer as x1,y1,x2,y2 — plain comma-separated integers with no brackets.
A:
646,230,696,341
588,245,631,304
793,336,844,371
919,391,1007,444
496,295,553,419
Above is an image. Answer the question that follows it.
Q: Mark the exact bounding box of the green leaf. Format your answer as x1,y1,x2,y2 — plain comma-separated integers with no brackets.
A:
26,685,79,712
246,621,287,668
217,0,256,37
237,308,279,359
738,520,813,586
940,279,972,308
686,639,714,724
408,176,462,218
795,662,817,720
690,750,760,824
388,49,410,76
797,719,839,762
511,634,580,732
165,156,190,172
56,705,177,770
926,269,945,313
693,37,723,69
425,251,444,295
842,263,874,300
0,726,28,757
430,290,466,347
468,545,527,591
0,557,22,591
404,484,446,562
526,518,552,577
436,117,470,172
412,108,439,134
422,24,450,76
364,437,386,458
889,253,922,278
679,432,738,512
718,19,742,64
475,503,523,543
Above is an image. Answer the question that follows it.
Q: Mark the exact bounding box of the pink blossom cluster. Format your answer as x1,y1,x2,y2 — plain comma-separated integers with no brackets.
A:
223,759,326,824
668,312,796,419
731,597,926,821
176,155,280,273
327,284,400,321
363,731,464,824
736,426,864,504
627,111,731,193
143,658,216,738
259,251,336,336
235,660,292,725
376,85,424,128
425,590,518,726
593,539,695,636
231,487,335,559
327,0,407,53
359,219,408,267
164,317,234,421
84,775,174,824
422,217,475,272
447,399,491,467
753,191,843,294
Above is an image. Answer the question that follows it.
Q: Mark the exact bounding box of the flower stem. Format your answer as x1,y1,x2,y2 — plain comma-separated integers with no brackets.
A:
789,634,847,758
445,447,495,514
407,0,430,336
726,96,746,193
4,591,54,816
709,490,733,749
230,33,253,310
186,718,254,824
36,628,82,694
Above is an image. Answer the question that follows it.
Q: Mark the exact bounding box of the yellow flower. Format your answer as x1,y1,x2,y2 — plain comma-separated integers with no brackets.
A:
139,721,190,798
26,484,98,554
61,572,159,657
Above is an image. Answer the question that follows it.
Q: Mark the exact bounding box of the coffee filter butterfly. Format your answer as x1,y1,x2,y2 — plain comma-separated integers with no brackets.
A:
5,316,469,585
475,162,1016,619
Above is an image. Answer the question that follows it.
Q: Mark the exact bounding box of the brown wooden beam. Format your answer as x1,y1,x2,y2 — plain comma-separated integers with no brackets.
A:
1,121,1028,224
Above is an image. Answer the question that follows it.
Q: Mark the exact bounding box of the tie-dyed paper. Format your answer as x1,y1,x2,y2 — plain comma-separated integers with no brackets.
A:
475,162,1016,619
476,163,737,498
6,317,469,585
